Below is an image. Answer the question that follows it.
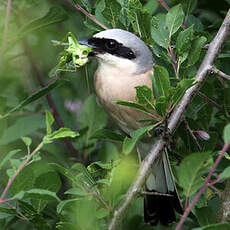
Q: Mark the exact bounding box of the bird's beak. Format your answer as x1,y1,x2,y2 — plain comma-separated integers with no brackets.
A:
78,39,95,48
78,39,101,57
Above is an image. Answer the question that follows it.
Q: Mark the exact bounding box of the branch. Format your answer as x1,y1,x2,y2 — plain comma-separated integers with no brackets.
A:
157,0,170,11
212,66,230,81
183,120,201,151
108,9,230,230
197,91,230,116
63,0,109,30
197,91,227,113
0,141,44,202
175,141,230,230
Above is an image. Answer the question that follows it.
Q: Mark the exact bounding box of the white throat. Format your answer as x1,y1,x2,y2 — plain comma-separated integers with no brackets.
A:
96,53,137,76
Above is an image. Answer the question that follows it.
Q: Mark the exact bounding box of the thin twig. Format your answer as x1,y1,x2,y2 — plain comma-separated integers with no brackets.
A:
22,40,80,162
183,120,201,151
5,202,29,221
157,0,170,11
0,142,44,202
108,9,230,230
93,192,112,211
63,0,108,30
212,66,230,81
167,46,178,77
0,0,12,70
141,191,173,197
216,73,228,88
197,91,230,116
197,91,225,111
175,141,230,230
208,183,221,195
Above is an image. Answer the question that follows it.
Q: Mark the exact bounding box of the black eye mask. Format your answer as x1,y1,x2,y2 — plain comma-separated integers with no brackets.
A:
88,37,136,60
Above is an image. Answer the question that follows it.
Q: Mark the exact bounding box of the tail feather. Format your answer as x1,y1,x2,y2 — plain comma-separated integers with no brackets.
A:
144,190,183,226
137,142,183,226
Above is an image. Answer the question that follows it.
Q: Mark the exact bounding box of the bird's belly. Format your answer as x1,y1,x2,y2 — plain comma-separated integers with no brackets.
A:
94,70,153,133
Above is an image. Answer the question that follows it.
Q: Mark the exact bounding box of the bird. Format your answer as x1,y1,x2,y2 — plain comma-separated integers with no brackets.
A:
79,29,183,226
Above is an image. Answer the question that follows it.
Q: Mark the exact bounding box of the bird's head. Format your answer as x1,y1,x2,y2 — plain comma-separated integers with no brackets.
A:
79,29,154,74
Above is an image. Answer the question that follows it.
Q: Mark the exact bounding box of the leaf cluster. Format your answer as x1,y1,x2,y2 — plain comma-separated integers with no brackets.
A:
0,0,230,230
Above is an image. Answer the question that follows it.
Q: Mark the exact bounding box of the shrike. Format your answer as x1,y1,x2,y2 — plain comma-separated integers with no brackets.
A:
79,29,183,226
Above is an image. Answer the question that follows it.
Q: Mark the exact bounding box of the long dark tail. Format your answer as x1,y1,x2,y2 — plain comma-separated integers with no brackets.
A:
137,143,183,226
144,189,183,225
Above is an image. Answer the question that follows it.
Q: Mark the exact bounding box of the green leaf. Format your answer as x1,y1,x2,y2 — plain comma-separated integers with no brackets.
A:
57,221,81,230
18,200,37,216
57,198,81,214
0,115,45,145
187,36,207,66
187,14,204,32
45,111,54,135
218,53,230,58
166,4,184,39
98,142,120,162
0,207,17,215
143,0,159,15
130,10,152,42
72,199,99,230
91,129,125,142
21,136,32,148
154,96,168,116
74,0,91,12
194,206,216,226
122,125,155,155
182,0,197,16
152,45,171,63
94,0,110,28
127,0,142,18
4,78,66,118
219,166,230,180
84,17,104,32
17,7,68,39
178,51,189,67
65,188,88,196
171,79,195,107
45,128,79,142
96,208,110,219
13,191,25,200
135,85,153,106
176,25,194,55
151,14,169,49
152,65,170,99
49,163,76,182
88,161,115,171
72,163,95,187
87,160,116,180
10,166,35,195
116,100,152,115
31,171,61,212
18,201,51,229
192,222,230,230
178,152,212,197
79,94,107,156
102,0,121,28
223,123,230,143
0,149,21,171
25,189,61,202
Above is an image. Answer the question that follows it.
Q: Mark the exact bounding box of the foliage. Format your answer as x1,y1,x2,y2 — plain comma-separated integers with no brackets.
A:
0,0,230,230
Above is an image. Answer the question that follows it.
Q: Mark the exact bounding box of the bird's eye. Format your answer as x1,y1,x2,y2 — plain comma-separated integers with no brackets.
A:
105,40,118,50
128,51,134,56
